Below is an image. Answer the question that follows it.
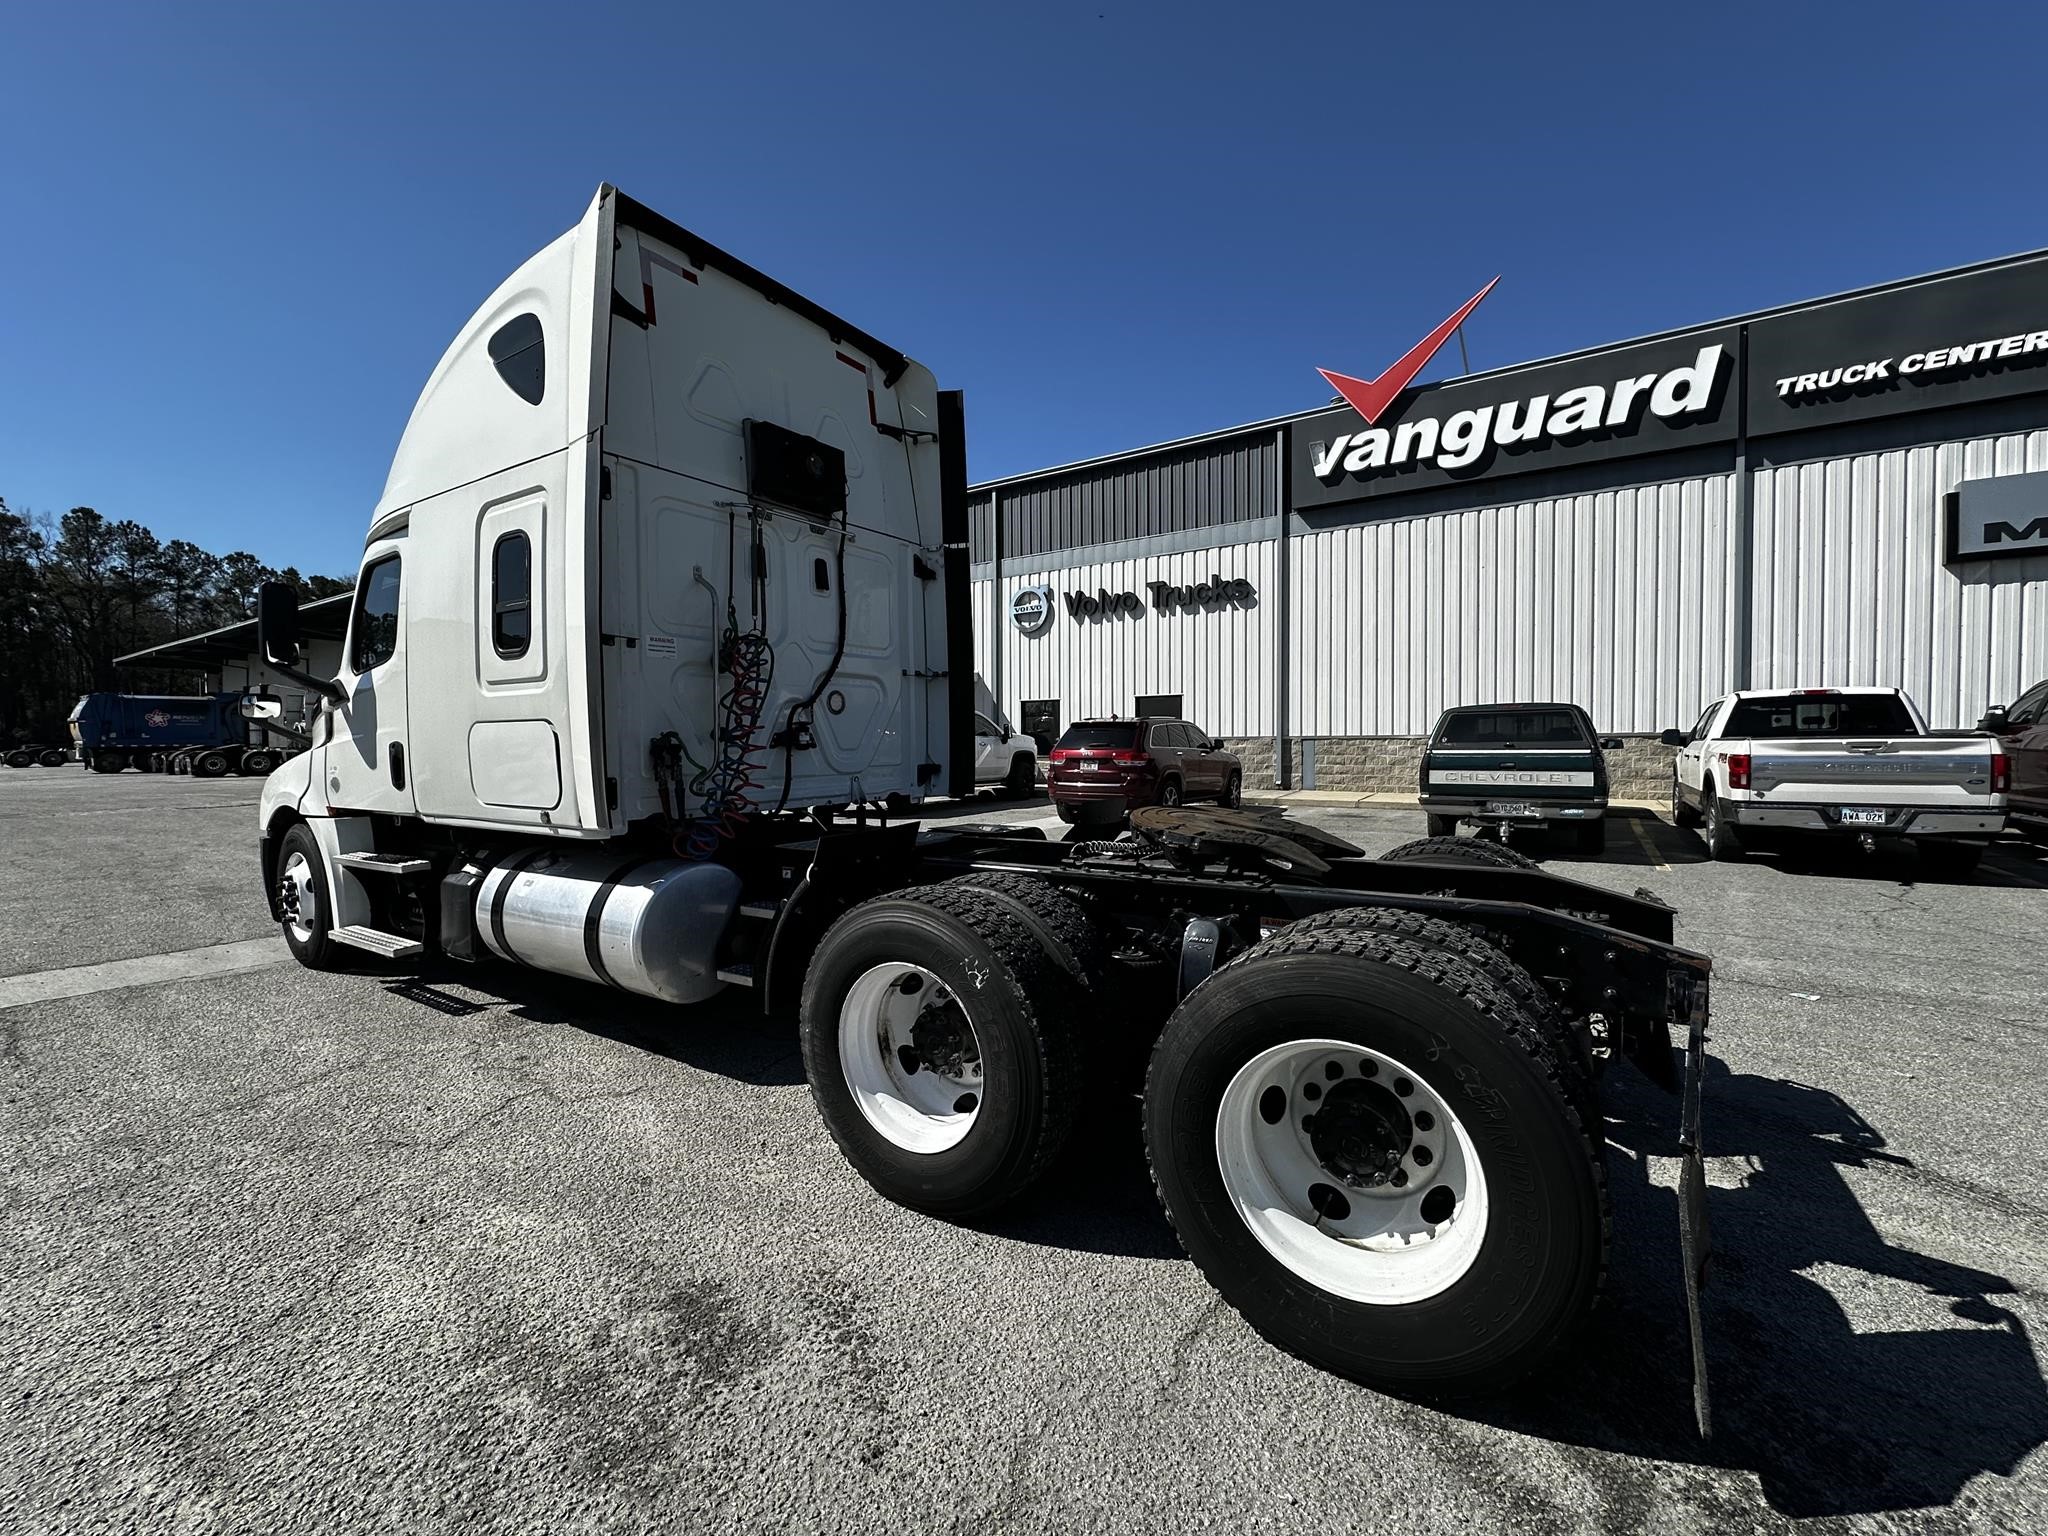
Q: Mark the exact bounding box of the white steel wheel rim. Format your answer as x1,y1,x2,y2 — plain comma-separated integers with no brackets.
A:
1216,1037,1490,1305
838,962,985,1154
280,850,317,944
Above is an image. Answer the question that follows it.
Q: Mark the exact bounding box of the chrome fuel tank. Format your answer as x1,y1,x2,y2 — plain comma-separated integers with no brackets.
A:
475,849,741,1004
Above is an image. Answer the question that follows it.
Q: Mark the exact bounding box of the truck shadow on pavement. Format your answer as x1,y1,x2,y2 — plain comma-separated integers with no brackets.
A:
397,963,807,1087
1465,1060,2047,1519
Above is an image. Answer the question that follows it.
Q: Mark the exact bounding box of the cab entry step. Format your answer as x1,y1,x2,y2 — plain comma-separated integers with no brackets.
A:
336,852,432,875
330,925,425,959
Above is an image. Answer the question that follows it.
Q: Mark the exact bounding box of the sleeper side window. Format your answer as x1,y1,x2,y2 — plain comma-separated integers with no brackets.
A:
492,532,532,658
488,313,545,405
352,555,401,673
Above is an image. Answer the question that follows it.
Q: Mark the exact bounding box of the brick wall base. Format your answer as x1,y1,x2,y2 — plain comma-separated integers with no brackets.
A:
1223,735,1675,800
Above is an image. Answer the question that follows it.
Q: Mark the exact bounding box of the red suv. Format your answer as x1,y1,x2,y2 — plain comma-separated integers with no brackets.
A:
1047,717,1243,823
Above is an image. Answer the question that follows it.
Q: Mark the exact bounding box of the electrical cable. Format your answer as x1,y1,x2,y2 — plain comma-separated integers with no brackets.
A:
679,510,774,859
775,513,849,813
681,610,773,859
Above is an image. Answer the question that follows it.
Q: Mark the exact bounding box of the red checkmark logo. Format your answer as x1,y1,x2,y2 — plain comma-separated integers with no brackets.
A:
1318,277,1500,425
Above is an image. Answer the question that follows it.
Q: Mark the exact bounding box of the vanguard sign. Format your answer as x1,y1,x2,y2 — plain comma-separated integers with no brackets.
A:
1309,344,1727,482
1293,322,1742,510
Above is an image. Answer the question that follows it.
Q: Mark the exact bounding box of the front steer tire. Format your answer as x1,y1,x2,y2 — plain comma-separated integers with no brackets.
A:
276,823,348,972
801,884,1082,1219
1145,925,1608,1398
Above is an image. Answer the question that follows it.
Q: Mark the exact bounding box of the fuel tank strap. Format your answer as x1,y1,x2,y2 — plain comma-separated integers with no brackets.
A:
582,857,662,990
487,848,549,964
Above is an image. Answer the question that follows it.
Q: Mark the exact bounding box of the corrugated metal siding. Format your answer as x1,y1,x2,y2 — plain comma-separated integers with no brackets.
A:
998,433,1277,561
970,575,995,694
967,493,996,564
1000,542,1279,737
1752,429,2048,727
1290,476,1740,736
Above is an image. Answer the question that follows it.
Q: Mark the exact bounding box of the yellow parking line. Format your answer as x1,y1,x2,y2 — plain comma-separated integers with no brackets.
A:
1630,818,1672,872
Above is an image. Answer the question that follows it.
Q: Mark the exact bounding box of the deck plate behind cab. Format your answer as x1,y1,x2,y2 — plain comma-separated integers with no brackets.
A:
1128,805,1364,874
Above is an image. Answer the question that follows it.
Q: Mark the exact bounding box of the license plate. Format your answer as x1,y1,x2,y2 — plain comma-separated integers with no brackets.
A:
1838,806,1888,825
1075,761,1099,772
1485,801,1542,818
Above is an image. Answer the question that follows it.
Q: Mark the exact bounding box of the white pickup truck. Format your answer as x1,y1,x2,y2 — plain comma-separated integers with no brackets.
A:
1662,687,2008,874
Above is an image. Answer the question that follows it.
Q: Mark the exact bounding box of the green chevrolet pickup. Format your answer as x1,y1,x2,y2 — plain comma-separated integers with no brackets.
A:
1418,702,1622,853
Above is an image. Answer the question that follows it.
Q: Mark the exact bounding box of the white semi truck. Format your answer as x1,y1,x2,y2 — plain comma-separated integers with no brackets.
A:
250,186,1720,1427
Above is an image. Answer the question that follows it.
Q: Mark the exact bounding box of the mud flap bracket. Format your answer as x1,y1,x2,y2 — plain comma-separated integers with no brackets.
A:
1672,969,1713,1439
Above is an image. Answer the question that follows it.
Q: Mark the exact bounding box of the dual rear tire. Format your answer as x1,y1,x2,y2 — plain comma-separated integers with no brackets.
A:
800,875,1607,1395
800,881,1085,1218
1146,921,1606,1395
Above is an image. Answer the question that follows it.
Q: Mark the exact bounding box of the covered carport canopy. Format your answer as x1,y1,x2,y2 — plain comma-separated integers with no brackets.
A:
114,593,353,673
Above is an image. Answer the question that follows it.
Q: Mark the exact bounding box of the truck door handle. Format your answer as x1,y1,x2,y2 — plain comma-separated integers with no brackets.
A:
389,742,406,791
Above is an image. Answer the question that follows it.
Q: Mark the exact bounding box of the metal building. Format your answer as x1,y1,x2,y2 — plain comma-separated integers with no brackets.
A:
114,593,350,719
969,250,2048,791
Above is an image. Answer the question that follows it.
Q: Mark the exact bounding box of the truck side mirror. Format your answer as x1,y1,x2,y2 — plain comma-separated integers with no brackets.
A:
1977,705,2010,733
240,693,284,721
1658,728,1689,748
1598,737,1624,751
258,581,302,668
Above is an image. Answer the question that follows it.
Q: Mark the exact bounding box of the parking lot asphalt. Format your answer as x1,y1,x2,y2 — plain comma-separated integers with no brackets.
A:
3,768,2045,1535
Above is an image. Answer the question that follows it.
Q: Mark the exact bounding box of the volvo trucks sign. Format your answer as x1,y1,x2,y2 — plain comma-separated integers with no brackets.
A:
1013,576,1258,628
1011,584,1054,634
1947,471,2048,562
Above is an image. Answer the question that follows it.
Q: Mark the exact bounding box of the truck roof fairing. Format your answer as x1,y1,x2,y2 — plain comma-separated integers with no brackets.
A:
371,186,916,531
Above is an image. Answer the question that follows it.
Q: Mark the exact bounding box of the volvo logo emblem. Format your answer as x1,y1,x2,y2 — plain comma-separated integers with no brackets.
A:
1011,584,1054,635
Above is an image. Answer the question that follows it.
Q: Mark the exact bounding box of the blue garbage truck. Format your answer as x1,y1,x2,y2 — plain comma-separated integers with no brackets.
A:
67,692,296,777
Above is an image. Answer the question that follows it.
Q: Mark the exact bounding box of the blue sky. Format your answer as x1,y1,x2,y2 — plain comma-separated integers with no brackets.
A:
3,1,2044,578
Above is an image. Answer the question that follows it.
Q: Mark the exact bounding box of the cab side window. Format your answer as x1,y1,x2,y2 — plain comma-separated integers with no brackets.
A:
352,555,401,673
492,532,531,658
2008,684,2047,727
1690,701,1721,741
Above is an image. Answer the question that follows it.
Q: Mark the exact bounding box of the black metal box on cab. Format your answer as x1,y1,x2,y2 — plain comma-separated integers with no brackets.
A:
745,419,846,519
